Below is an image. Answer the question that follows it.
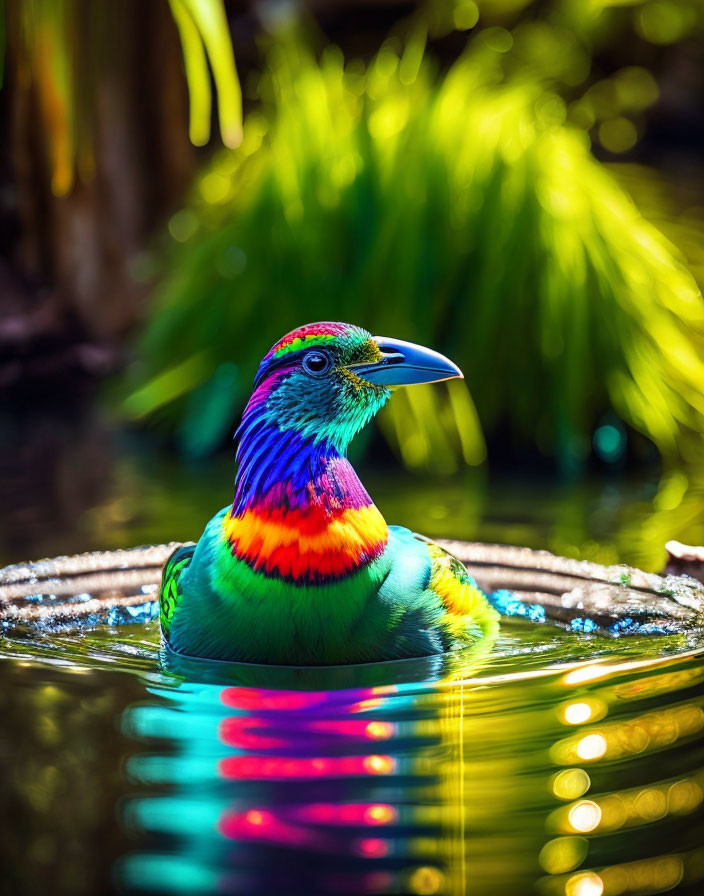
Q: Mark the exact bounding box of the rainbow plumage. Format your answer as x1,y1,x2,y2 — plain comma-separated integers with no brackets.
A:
160,323,499,664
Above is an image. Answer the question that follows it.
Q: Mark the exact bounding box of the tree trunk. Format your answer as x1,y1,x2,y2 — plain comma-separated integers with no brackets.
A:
1,0,195,386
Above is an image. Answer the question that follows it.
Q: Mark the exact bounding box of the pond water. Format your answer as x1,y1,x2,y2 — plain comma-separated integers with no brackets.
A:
3,441,704,895
2,561,704,896
4,441,704,574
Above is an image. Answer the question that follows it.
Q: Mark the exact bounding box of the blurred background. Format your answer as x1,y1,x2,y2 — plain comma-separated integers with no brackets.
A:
1,0,703,571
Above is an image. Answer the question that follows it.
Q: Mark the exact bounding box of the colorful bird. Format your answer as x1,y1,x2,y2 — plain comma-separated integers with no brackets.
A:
160,322,499,664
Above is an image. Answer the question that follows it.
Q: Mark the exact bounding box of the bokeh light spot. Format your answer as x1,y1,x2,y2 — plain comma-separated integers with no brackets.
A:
539,836,589,874
365,721,394,739
355,837,389,858
668,779,703,813
568,800,602,833
200,172,230,204
593,423,626,463
634,788,668,821
364,754,395,774
576,734,607,761
453,2,479,31
566,871,604,896
168,209,198,242
636,2,696,45
408,866,444,895
482,27,513,53
614,67,659,110
599,118,638,154
553,769,591,801
364,804,396,825
244,809,272,827
563,703,593,725
596,795,628,831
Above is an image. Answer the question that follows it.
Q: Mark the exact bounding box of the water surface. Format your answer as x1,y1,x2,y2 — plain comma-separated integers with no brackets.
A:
3,609,704,896
3,444,704,895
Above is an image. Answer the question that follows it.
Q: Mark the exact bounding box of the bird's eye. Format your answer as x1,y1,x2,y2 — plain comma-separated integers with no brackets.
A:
302,351,332,376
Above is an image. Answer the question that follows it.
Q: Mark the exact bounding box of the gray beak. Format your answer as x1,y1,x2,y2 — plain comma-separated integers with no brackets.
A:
349,336,463,386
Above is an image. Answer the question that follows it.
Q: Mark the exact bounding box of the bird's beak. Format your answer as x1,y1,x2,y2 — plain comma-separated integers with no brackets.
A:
348,336,463,386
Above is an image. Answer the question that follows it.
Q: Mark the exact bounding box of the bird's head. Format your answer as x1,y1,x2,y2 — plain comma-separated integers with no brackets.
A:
242,322,462,454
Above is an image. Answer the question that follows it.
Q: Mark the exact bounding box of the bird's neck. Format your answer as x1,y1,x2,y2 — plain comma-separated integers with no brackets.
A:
224,419,388,584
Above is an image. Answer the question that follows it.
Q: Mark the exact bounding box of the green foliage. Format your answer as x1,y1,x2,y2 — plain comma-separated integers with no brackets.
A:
167,0,241,148
129,32,704,471
426,0,703,157
8,0,241,195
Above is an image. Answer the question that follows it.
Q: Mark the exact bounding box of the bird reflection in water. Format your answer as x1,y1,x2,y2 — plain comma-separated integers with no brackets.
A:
215,684,402,892
117,653,458,895
116,643,704,896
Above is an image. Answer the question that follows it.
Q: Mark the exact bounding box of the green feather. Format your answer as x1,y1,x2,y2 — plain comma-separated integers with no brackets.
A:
159,544,196,637
160,513,498,665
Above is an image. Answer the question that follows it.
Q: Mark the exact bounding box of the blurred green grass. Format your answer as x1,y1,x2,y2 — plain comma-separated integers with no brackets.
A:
126,25,704,473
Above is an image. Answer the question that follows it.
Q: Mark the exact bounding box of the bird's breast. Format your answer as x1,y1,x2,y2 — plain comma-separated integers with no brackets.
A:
222,502,389,584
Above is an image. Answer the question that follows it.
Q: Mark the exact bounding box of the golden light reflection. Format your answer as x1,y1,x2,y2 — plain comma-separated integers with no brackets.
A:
565,871,603,896
560,699,608,726
364,804,396,825
562,703,593,725
539,837,589,874
608,665,704,702
567,801,602,833
668,778,703,813
559,652,688,688
594,796,629,834
363,754,395,774
552,769,591,801
562,665,614,686
576,734,607,761
408,865,444,895
365,721,394,740
551,770,704,838
551,701,704,765
600,854,684,893
633,788,668,822
542,850,695,896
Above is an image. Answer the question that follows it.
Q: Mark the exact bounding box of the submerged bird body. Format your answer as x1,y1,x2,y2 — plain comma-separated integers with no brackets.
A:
160,323,498,664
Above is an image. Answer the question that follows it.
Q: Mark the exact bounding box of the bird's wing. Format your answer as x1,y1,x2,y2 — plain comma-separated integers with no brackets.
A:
379,527,500,655
159,544,196,639
416,534,501,646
